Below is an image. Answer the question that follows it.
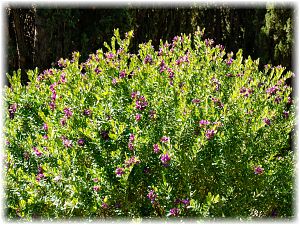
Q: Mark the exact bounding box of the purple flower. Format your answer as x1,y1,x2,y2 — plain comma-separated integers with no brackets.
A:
105,52,115,59
240,87,247,94
38,166,43,174
43,135,48,140
275,96,282,103
94,67,101,74
144,55,153,64
83,109,92,116
173,36,179,43
283,110,289,119
51,91,57,101
192,99,201,104
93,178,99,182
131,91,140,99
33,147,42,157
287,97,293,105
161,153,171,166
60,73,66,83
167,68,174,79
149,109,156,119
160,136,169,143
266,85,278,95
57,58,66,67
102,203,108,209
182,199,190,206
8,103,17,119
254,166,264,175
93,186,100,192
169,208,180,217
135,96,148,111
205,129,216,140
147,190,157,203
112,78,117,85
128,142,134,151
211,97,224,109
226,58,233,66
125,156,140,167
159,60,166,73
135,114,142,121
119,70,126,78
117,48,124,55
205,38,214,47
129,133,135,142
263,118,271,126
115,167,125,177
153,144,160,153
63,108,73,118
77,138,85,146
43,123,48,131
36,173,45,182
158,48,163,56
62,138,72,148
175,57,183,65
199,120,210,127
60,117,67,126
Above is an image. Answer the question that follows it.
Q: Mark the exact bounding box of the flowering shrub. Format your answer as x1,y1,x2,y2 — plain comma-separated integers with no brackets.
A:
4,28,295,220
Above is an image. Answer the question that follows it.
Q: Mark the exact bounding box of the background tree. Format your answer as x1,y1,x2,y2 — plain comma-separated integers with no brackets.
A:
5,4,294,84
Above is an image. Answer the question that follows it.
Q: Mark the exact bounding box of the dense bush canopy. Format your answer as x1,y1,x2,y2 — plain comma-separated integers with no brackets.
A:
4,28,295,221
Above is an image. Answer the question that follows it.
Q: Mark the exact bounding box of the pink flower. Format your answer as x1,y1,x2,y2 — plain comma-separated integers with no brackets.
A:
119,70,126,78
49,101,56,110
63,108,73,118
112,78,117,85
62,138,72,148
93,186,100,192
160,136,169,143
254,166,264,175
60,117,67,126
263,118,271,126
147,190,157,203
115,167,125,177
129,133,135,142
161,153,171,166
33,147,42,157
169,208,180,216
205,129,216,140
102,203,109,209
135,114,141,121
128,142,134,151
199,120,210,127
43,123,48,131
153,144,160,153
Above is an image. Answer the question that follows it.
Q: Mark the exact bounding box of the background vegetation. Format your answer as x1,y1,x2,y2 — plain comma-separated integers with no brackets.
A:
6,4,294,85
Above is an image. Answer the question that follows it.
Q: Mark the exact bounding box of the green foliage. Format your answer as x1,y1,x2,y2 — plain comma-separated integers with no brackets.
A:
261,5,293,67
4,28,295,221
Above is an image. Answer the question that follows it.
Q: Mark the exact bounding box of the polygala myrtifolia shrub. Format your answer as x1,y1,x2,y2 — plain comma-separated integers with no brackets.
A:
4,28,296,220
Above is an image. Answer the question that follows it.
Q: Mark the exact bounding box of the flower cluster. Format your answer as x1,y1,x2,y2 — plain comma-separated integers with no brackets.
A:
115,167,125,177
161,153,171,166
134,95,148,111
8,103,17,119
147,190,157,203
